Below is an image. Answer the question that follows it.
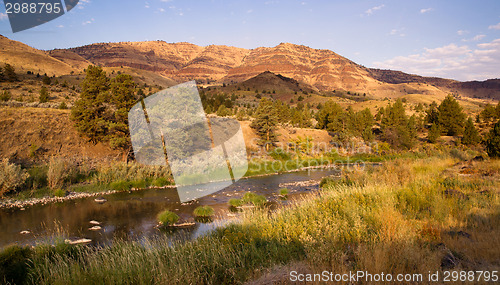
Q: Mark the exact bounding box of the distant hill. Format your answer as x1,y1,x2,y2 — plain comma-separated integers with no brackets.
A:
0,34,498,100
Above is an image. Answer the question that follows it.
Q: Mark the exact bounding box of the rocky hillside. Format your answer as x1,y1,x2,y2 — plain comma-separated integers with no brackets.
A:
0,34,499,100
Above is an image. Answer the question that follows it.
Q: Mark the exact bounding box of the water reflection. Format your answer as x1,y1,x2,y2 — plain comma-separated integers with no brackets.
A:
0,168,340,248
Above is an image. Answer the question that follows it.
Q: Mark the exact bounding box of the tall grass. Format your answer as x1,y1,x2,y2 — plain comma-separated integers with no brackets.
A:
2,155,498,284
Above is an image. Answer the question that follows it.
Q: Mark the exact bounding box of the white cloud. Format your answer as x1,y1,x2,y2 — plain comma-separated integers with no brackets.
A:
158,8,165,12
247,9,253,13
364,4,384,16
57,25,64,28
489,22,500,30
457,30,468,36
462,34,486,42
82,18,94,25
373,39,500,81
389,28,405,37
0,13,7,21
78,0,90,9
420,8,432,13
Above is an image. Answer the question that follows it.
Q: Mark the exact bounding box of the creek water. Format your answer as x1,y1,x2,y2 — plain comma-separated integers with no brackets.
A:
0,168,342,248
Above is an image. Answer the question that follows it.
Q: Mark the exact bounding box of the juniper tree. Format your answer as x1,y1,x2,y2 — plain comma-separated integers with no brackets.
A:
437,95,466,136
462,117,481,145
251,98,279,151
486,120,500,158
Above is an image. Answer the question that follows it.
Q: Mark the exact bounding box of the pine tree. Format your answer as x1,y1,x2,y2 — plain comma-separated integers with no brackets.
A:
437,95,466,136
425,101,439,125
380,99,416,149
39,86,49,103
251,98,279,151
486,120,500,158
462,117,481,145
3,63,17,82
71,66,137,151
427,123,440,143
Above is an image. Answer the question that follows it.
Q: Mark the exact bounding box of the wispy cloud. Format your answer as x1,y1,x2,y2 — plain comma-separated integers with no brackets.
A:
145,1,150,8
82,18,94,25
0,13,8,21
57,25,64,28
462,34,486,42
158,8,165,12
364,4,384,16
78,0,91,10
389,28,405,37
373,39,500,81
420,8,432,14
457,30,468,36
489,22,500,30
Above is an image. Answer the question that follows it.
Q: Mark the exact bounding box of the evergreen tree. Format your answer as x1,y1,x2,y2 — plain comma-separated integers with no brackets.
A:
39,86,49,103
427,123,440,143
251,98,279,151
3,63,17,82
42,75,51,85
425,101,439,125
462,117,481,145
437,95,466,136
71,66,137,150
486,120,500,158
0,66,4,82
380,99,416,149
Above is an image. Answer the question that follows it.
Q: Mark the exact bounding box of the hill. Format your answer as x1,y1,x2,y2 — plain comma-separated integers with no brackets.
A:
0,34,499,101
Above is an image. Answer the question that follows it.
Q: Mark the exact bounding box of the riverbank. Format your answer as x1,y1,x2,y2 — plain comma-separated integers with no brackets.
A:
0,155,381,210
1,154,497,284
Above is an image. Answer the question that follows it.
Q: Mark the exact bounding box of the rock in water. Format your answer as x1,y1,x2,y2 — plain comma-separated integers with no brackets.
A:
94,197,107,204
89,226,102,231
89,220,101,225
65,238,92,245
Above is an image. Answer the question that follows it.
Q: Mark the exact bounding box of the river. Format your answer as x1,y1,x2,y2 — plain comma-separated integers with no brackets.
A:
0,168,341,248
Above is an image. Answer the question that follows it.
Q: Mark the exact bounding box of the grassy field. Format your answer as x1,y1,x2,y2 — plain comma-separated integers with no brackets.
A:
1,153,499,284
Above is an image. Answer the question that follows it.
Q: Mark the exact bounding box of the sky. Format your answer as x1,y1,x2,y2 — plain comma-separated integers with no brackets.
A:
1,0,499,81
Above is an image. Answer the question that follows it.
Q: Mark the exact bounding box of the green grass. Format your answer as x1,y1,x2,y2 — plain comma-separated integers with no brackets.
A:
193,206,215,218
156,210,179,226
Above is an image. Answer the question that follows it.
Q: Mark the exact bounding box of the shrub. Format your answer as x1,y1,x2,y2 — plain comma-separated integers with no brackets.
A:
319,176,336,188
0,90,11,101
109,180,131,191
58,101,68,109
269,148,291,160
39,86,49,103
0,158,29,196
157,210,179,226
130,180,147,189
193,206,215,217
279,188,289,196
47,157,69,189
152,177,170,187
251,194,267,207
53,189,66,197
486,120,500,158
228,198,243,207
0,245,32,285
242,192,258,204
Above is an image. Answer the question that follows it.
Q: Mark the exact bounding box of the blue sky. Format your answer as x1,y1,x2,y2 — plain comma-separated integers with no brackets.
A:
1,0,499,81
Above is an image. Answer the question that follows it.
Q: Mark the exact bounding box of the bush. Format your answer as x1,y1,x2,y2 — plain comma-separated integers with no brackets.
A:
242,192,258,204
58,101,68,109
157,210,179,226
193,206,215,217
0,158,29,196
152,177,170,187
130,180,147,189
109,180,131,191
0,245,32,285
228,198,243,207
486,120,500,158
47,157,69,189
0,90,11,101
279,188,289,196
39,86,49,103
269,148,291,160
319,176,336,188
53,189,66,197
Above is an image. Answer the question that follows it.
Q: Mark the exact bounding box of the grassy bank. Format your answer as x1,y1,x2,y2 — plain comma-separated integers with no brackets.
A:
1,153,498,284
